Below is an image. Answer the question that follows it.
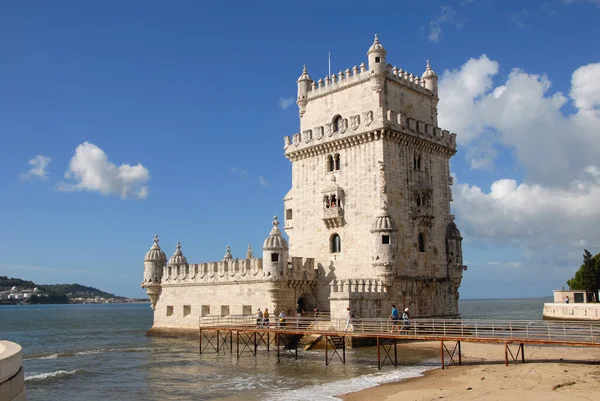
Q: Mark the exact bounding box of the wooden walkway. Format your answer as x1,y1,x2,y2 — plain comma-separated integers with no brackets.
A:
198,316,600,370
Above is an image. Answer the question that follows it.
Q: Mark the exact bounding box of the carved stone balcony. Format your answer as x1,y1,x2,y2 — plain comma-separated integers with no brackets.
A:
411,205,434,225
323,206,344,228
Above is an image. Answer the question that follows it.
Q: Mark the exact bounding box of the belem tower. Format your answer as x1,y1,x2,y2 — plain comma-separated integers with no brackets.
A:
142,35,467,333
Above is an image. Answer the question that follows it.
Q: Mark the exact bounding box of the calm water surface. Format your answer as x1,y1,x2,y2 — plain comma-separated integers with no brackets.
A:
0,298,547,401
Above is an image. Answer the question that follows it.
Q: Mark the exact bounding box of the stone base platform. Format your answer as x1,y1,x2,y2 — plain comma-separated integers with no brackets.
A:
542,303,600,321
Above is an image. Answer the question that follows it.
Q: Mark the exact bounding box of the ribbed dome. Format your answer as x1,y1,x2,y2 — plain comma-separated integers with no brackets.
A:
446,221,462,239
370,201,397,232
145,234,167,262
297,65,312,82
168,242,188,265
367,34,386,55
422,60,437,78
262,216,289,250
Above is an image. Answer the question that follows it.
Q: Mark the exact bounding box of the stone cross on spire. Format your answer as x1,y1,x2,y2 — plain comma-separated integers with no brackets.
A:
222,245,233,261
246,244,253,259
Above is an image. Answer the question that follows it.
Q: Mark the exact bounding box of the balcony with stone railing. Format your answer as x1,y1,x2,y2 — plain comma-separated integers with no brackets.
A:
323,206,344,228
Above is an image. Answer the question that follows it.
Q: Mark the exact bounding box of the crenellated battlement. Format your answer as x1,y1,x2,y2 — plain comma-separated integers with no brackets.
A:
329,278,389,295
283,110,457,157
161,255,317,286
303,63,432,102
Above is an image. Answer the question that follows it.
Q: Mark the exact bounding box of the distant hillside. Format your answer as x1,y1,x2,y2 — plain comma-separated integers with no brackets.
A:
0,276,124,299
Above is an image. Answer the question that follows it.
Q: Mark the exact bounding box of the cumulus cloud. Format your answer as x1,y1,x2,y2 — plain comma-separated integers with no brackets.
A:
428,6,464,43
438,56,600,288
438,56,600,187
57,142,150,199
19,155,51,181
278,97,295,110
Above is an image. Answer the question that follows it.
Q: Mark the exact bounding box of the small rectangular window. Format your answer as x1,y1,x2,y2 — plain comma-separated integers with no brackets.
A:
221,305,230,317
271,253,279,262
167,305,174,317
286,209,293,220
183,305,191,317
375,57,381,63
201,305,210,317
382,235,390,244
242,305,252,315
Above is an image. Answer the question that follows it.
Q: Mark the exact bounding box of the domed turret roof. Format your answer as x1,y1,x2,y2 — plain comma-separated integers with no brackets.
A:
371,201,397,232
367,34,386,56
422,60,437,79
145,234,167,262
446,220,462,239
263,216,289,250
297,65,312,82
168,242,188,265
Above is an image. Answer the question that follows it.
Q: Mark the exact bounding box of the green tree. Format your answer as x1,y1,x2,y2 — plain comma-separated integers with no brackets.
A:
567,250,600,291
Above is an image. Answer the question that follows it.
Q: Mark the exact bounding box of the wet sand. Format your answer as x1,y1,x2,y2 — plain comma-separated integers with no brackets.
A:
339,341,600,401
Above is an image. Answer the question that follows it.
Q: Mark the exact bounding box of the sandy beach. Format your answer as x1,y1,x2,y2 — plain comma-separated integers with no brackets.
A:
340,341,600,401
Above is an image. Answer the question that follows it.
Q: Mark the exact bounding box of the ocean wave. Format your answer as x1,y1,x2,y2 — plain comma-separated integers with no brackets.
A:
264,364,435,401
25,369,81,383
24,347,152,361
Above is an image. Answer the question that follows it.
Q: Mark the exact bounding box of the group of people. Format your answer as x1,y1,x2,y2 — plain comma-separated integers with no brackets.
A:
388,304,411,333
256,308,290,328
343,304,411,333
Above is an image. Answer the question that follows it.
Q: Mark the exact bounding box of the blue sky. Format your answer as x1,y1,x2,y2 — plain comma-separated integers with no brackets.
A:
1,0,599,299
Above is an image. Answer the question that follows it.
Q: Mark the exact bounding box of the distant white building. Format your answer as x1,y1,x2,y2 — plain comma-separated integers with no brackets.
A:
0,286,42,301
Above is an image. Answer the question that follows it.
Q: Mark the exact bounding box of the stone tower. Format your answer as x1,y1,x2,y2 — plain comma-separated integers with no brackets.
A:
282,35,467,320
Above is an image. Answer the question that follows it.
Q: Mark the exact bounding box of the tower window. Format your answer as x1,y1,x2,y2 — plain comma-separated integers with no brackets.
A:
375,57,381,63
327,155,334,172
324,195,330,208
334,154,341,170
418,233,425,253
271,253,279,262
333,115,342,132
330,195,337,208
330,234,341,253
382,235,390,244
286,209,293,220
414,155,422,170
167,306,174,316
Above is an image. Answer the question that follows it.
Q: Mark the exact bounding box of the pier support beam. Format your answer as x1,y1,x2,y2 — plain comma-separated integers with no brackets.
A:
505,342,525,366
377,337,397,370
440,341,462,369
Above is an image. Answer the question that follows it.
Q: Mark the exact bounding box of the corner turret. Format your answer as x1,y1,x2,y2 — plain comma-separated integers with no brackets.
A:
142,234,167,309
262,216,288,279
422,60,438,95
167,242,189,279
367,34,386,75
370,201,398,284
297,65,313,117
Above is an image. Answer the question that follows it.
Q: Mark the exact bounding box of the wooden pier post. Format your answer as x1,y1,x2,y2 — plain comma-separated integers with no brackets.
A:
440,341,445,370
199,328,202,354
325,335,328,366
458,340,462,365
216,330,220,353
377,337,381,370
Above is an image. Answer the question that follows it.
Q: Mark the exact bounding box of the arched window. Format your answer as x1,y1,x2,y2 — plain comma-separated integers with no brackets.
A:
330,234,341,253
330,195,337,208
416,194,422,206
333,115,342,132
334,154,341,170
327,155,334,172
418,233,425,253
324,195,330,208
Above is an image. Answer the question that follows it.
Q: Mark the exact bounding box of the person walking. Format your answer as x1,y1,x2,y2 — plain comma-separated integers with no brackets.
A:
344,307,354,331
263,308,270,328
400,308,411,333
278,310,286,328
388,304,400,333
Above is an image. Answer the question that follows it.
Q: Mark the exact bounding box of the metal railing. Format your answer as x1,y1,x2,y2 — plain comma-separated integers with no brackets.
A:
198,315,600,346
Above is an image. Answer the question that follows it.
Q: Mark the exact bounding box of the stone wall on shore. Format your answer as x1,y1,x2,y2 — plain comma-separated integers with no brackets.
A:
0,341,27,401
542,303,600,320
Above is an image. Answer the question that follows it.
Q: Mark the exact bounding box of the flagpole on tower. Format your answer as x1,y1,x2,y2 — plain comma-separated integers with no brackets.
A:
328,52,331,79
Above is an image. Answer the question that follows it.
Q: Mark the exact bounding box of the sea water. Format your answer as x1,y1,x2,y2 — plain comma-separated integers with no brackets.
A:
0,298,547,401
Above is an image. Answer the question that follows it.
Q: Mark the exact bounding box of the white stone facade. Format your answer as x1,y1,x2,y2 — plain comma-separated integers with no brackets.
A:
142,35,466,331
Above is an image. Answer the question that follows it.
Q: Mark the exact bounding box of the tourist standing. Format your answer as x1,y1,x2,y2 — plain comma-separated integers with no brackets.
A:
256,308,263,328
279,310,286,328
263,308,270,328
388,304,400,333
565,296,570,304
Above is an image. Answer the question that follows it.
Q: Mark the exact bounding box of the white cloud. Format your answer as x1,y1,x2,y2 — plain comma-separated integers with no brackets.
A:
258,176,268,186
278,97,295,110
564,0,600,5
57,142,150,199
229,166,267,187
19,155,51,181
438,57,600,187
428,6,464,43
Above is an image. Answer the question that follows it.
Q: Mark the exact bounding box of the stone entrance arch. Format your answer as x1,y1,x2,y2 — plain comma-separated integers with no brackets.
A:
297,292,315,313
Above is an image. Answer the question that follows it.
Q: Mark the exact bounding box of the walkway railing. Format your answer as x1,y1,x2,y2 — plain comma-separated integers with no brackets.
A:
199,315,600,346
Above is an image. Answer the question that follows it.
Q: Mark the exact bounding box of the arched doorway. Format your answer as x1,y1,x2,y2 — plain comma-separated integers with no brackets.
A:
297,293,315,314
